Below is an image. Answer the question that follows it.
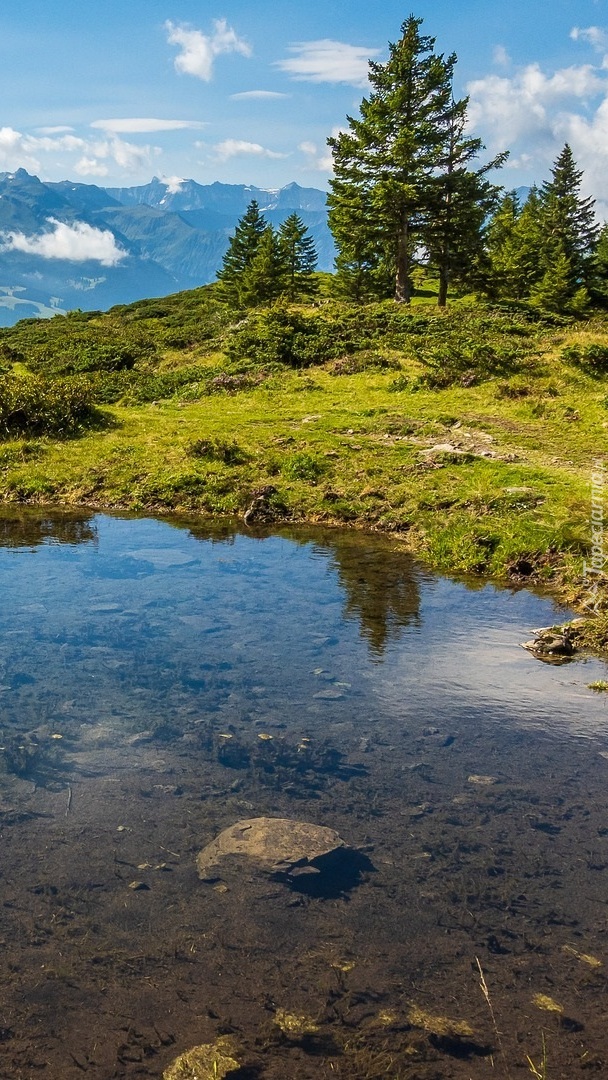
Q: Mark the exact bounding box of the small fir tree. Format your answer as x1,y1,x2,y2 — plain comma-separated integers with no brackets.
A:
484,191,521,298
278,213,318,300
238,226,284,305
217,200,268,303
540,144,598,284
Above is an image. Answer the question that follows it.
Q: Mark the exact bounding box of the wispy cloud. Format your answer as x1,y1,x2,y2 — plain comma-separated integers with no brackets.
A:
0,219,126,266
91,118,206,134
230,90,289,100
36,125,75,136
492,45,511,68
299,125,345,172
275,39,381,86
74,135,159,177
298,139,333,172
165,18,251,82
570,26,608,52
213,139,288,161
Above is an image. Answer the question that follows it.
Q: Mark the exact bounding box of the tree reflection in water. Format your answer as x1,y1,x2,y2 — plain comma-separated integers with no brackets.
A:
181,517,422,658
0,508,98,549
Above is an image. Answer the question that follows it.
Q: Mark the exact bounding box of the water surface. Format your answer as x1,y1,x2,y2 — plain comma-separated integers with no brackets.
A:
0,510,607,1080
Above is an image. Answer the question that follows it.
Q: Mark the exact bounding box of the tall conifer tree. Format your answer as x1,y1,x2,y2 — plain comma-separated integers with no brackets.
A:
328,16,459,303
327,16,503,305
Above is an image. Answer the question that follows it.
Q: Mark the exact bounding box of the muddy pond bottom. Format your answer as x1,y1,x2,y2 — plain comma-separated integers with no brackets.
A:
0,510,607,1080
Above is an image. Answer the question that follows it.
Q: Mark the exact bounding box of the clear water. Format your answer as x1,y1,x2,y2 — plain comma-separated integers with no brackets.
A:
0,510,606,747
2,510,608,1079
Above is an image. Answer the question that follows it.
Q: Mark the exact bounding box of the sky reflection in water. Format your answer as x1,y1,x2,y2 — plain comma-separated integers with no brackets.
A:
0,510,606,747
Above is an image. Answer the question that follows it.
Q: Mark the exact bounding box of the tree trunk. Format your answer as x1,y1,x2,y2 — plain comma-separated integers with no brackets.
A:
395,220,411,303
438,261,449,307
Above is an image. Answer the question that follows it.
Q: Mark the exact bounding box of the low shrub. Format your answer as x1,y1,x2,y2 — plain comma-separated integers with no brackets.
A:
226,308,353,368
0,375,97,437
282,452,327,481
186,437,249,465
561,342,608,374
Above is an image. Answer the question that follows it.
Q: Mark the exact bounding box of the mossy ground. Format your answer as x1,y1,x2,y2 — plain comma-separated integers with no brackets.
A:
0,288,606,648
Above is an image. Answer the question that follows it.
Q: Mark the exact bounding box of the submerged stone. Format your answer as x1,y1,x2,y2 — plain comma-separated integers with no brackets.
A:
196,816,346,879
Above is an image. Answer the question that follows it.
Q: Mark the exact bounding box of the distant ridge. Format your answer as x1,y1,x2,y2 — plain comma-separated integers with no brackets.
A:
0,171,334,326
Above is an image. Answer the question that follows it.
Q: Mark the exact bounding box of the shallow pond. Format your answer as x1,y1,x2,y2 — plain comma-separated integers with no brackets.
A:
0,510,607,1079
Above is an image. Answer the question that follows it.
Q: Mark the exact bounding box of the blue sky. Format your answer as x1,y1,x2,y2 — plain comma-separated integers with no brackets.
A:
2,0,608,208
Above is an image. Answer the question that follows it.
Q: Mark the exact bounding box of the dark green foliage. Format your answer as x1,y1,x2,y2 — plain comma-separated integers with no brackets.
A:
225,303,537,384
540,144,598,290
278,213,318,300
561,342,608,374
485,146,599,314
186,437,249,464
238,226,285,305
225,307,353,367
216,206,319,306
216,200,269,304
0,375,96,437
426,104,506,306
0,314,157,375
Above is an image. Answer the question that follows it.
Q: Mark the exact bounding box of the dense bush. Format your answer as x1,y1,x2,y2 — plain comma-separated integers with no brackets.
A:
186,437,249,464
0,375,96,437
225,308,354,368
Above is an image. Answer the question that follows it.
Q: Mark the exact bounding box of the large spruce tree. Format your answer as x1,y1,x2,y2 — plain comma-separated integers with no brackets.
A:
327,15,502,304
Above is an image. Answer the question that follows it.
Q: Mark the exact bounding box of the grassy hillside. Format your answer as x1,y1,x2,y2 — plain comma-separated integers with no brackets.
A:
0,283,606,647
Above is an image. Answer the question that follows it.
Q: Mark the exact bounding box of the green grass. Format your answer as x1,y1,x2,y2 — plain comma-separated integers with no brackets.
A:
0,288,606,649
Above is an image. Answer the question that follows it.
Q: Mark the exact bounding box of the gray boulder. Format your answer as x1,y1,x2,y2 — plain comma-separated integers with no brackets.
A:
196,817,346,880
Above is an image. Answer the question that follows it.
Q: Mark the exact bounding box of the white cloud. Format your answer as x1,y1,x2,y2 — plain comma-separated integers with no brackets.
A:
91,118,206,134
0,124,160,180
74,157,110,177
467,62,605,149
89,135,159,172
213,139,288,161
161,175,186,194
275,39,381,86
165,18,251,82
0,219,126,266
570,26,608,51
0,126,89,174
230,90,289,100
466,53,608,212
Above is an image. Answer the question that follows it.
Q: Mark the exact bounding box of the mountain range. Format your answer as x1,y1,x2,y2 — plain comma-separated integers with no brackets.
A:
0,170,334,326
